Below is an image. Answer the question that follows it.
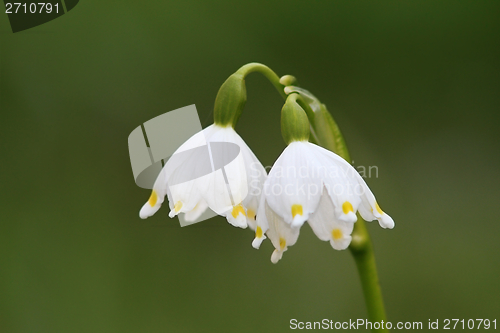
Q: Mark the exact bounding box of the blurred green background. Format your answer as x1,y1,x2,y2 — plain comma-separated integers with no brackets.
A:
1,1,499,332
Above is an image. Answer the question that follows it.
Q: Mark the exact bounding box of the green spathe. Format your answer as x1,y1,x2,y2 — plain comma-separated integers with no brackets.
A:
281,94,310,144
213,73,247,127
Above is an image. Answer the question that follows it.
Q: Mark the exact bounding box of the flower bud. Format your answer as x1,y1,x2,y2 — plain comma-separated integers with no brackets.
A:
213,73,247,127
279,75,297,86
281,94,310,145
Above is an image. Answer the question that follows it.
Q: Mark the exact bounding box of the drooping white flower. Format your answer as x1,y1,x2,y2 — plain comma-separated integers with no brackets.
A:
139,124,266,229
252,140,394,263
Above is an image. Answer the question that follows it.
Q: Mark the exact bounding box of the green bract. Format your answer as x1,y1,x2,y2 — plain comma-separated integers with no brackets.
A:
213,73,247,127
281,94,310,144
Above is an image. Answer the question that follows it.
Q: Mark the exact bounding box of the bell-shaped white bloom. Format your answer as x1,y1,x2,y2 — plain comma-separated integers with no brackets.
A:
139,124,266,229
252,140,394,263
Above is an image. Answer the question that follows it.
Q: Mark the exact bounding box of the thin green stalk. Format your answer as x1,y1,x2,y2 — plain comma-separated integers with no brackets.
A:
315,110,389,332
349,217,388,331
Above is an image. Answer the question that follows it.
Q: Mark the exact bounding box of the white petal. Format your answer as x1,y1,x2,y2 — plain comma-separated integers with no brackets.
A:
139,125,217,219
265,142,323,228
183,199,209,222
139,198,160,219
271,250,283,264
207,127,249,205
308,143,361,223
222,152,248,206
357,201,376,222
377,209,395,229
252,236,266,250
240,150,267,230
356,177,379,220
230,132,267,203
216,127,267,230
353,175,395,229
263,200,301,263
167,179,202,217
244,195,259,231
308,192,355,251
252,194,269,249
139,164,168,219
195,169,233,215
309,143,395,229
223,204,248,229
330,236,352,251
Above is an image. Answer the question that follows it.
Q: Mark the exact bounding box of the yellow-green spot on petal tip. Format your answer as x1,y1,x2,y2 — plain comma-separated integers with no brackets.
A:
256,226,263,238
342,201,354,215
231,204,246,219
375,202,383,215
148,190,158,207
332,229,343,240
291,204,303,218
174,201,183,213
279,237,286,250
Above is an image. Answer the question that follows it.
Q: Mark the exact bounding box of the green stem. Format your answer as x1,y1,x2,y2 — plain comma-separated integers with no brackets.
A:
315,110,389,332
349,217,389,331
236,63,287,99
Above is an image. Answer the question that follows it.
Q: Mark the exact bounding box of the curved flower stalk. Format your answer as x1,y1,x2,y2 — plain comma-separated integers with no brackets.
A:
252,93,394,263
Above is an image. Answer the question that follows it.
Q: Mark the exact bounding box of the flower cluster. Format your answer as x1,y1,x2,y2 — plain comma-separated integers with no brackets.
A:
138,64,394,263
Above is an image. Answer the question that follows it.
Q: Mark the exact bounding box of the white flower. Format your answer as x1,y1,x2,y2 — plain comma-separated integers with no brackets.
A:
252,140,394,263
139,124,266,229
